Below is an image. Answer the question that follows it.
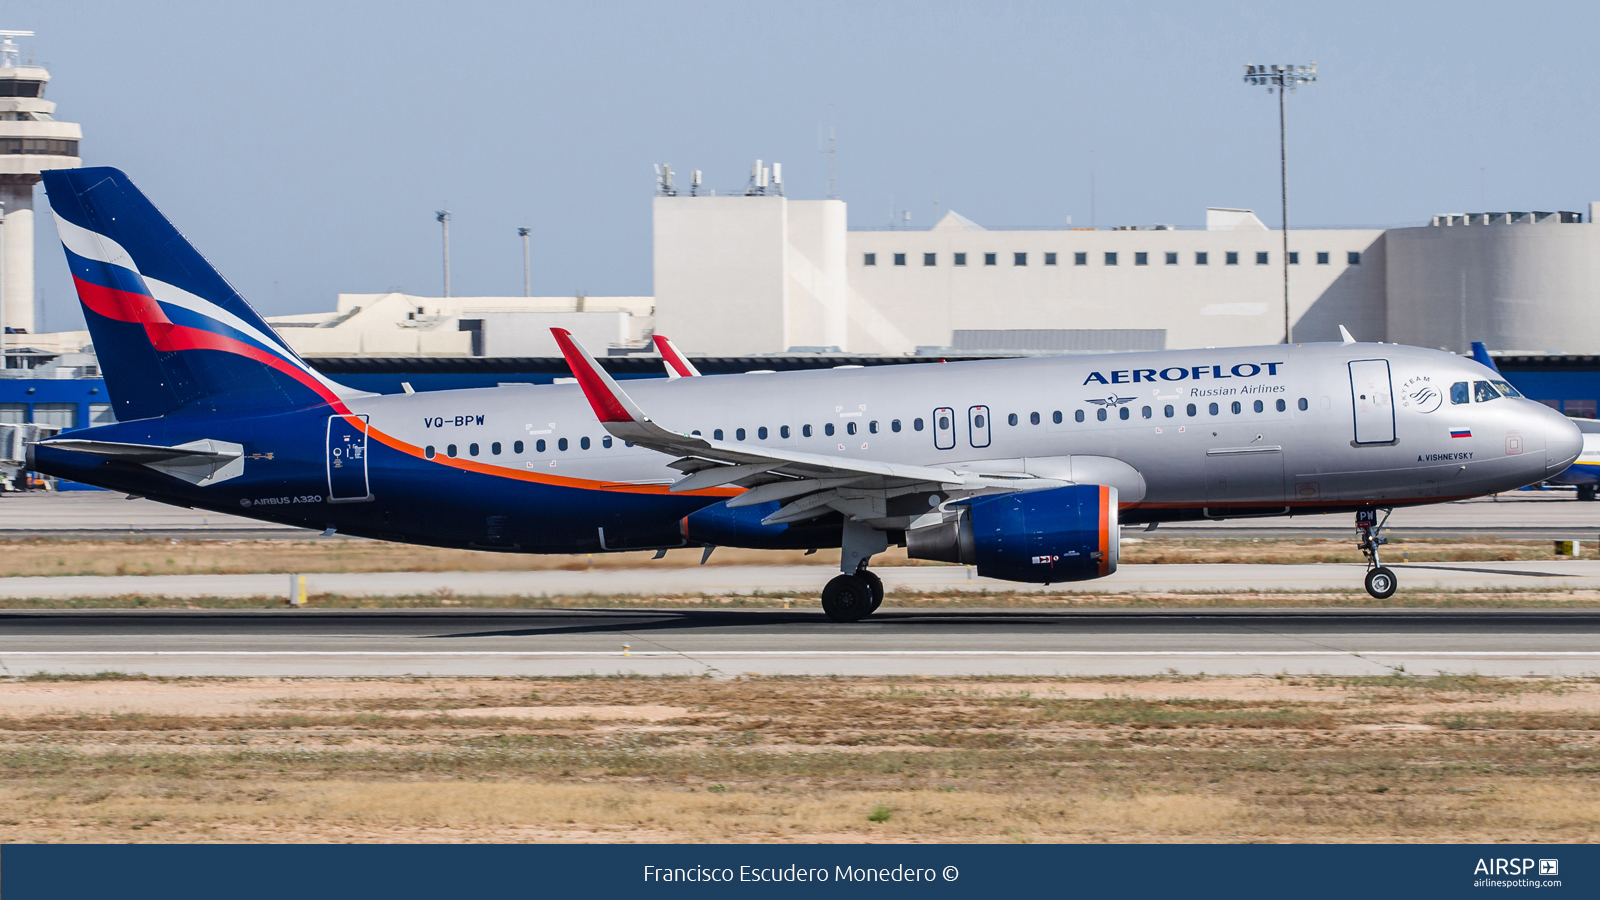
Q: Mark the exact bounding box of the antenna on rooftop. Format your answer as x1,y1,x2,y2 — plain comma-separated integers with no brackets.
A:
654,163,676,197
690,169,701,197
819,113,838,200
0,31,34,69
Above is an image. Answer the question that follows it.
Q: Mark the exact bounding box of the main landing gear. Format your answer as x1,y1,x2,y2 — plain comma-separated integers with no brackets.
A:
1356,508,1397,600
821,520,889,623
821,567,885,623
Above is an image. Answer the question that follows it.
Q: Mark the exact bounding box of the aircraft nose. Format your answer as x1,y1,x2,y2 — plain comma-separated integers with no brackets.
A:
1541,405,1583,474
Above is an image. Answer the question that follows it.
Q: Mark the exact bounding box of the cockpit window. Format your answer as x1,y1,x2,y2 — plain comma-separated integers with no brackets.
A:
1450,382,1469,405
1491,380,1522,398
1474,380,1501,402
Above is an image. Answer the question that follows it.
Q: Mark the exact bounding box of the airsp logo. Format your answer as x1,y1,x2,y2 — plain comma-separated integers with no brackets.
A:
1400,375,1442,414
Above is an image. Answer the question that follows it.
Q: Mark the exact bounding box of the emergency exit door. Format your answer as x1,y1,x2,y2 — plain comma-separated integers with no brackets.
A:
326,414,372,502
932,407,956,450
1348,359,1396,444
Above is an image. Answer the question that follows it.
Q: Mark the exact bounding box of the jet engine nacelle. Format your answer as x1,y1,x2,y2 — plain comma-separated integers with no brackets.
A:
906,483,1119,583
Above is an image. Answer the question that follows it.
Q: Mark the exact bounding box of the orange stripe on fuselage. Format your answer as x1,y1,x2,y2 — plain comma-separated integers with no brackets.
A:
358,419,739,497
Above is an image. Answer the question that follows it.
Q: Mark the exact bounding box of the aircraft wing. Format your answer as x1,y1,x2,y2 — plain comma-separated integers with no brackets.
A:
552,329,1066,526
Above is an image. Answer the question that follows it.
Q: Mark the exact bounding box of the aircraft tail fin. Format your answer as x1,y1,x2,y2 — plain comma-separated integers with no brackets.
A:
1470,341,1500,372
42,167,362,421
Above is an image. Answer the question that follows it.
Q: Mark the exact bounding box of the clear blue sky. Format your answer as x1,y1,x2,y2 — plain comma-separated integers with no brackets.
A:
16,0,1600,331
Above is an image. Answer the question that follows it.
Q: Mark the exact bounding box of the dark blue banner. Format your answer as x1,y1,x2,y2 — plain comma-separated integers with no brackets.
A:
2,844,1593,899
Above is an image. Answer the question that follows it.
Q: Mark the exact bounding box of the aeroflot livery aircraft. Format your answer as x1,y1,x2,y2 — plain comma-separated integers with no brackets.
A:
30,168,1584,621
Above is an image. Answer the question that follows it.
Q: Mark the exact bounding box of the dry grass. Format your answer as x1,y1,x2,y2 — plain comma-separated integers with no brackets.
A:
1,674,1599,842
0,535,1576,579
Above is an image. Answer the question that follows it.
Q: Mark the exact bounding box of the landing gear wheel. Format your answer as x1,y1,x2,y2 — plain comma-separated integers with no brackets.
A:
856,569,885,612
821,574,874,623
1365,566,1398,600
1580,485,1597,502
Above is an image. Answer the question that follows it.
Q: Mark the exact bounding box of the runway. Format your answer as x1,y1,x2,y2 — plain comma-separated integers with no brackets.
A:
3,559,1600,599
2,490,1598,540
3,608,1598,678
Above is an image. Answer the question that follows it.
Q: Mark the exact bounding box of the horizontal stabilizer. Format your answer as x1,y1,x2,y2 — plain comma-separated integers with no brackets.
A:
39,437,245,486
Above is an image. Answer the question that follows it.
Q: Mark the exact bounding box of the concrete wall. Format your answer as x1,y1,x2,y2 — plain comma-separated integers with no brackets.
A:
653,196,789,355
845,225,1386,351
1387,221,1600,354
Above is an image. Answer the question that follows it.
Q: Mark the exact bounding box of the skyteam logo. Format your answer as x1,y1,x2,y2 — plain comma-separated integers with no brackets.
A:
1400,375,1442,413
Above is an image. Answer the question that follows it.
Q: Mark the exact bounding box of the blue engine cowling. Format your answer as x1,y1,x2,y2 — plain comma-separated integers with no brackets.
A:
906,484,1119,583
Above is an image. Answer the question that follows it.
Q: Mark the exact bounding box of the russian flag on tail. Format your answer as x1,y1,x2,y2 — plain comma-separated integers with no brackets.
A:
1451,428,1472,438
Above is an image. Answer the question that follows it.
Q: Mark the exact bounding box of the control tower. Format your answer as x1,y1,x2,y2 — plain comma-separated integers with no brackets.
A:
0,30,80,350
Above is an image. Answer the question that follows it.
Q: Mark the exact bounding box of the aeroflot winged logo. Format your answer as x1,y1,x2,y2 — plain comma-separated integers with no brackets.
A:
1083,362,1284,385
1088,396,1136,408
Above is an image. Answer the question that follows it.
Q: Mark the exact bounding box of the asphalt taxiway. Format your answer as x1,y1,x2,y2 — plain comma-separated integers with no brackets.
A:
2,607,1597,678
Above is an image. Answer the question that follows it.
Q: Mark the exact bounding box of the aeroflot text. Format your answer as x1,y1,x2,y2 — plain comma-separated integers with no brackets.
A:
642,865,941,883
1083,362,1284,385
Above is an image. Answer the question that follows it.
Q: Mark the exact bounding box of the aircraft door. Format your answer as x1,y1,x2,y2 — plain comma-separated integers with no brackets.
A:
326,414,372,502
1349,359,1396,444
968,405,991,448
933,407,956,450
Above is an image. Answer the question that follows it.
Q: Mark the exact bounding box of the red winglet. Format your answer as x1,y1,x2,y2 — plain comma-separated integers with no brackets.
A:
551,328,634,423
652,334,701,378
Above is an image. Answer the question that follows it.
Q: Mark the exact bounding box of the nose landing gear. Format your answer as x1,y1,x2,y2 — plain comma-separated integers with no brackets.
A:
1357,508,1397,599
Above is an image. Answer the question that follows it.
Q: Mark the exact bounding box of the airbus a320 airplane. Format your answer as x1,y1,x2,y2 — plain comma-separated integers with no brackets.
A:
29,168,1583,621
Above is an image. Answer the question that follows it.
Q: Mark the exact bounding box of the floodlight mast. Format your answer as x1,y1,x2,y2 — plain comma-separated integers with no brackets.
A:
517,227,531,297
1243,62,1317,344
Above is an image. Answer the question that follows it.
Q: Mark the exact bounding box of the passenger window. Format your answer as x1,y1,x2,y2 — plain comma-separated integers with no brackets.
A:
802,424,812,437
714,429,724,440
936,416,948,430
1450,382,1469,405
514,440,524,453
447,444,458,457
602,436,613,448
1187,404,1197,416
1052,411,1062,424
869,420,879,434
735,428,746,441
1141,406,1152,419
758,426,768,440
1275,399,1285,412
847,422,857,435
1492,380,1522,398
1297,397,1309,411
891,419,901,433
580,436,591,450
1209,403,1219,415
1253,400,1263,413
469,443,479,457
1075,409,1085,423
914,418,924,431
1230,402,1241,414
1097,409,1107,421
1008,413,1018,426
1030,412,1040,425
1163,405,1174,418
558,438,568,451
1119,408,1130,420
826,423,836,436
425,445,436,459
491,442,501,455
536,439,546,452
781,426,791,438
1474,381,1500,402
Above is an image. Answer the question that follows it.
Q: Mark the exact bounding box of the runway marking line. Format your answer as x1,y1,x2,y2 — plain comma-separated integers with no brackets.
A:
4,651,1599,658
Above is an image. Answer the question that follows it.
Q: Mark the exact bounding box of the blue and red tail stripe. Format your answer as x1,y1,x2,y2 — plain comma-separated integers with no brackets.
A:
43,167,364,421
